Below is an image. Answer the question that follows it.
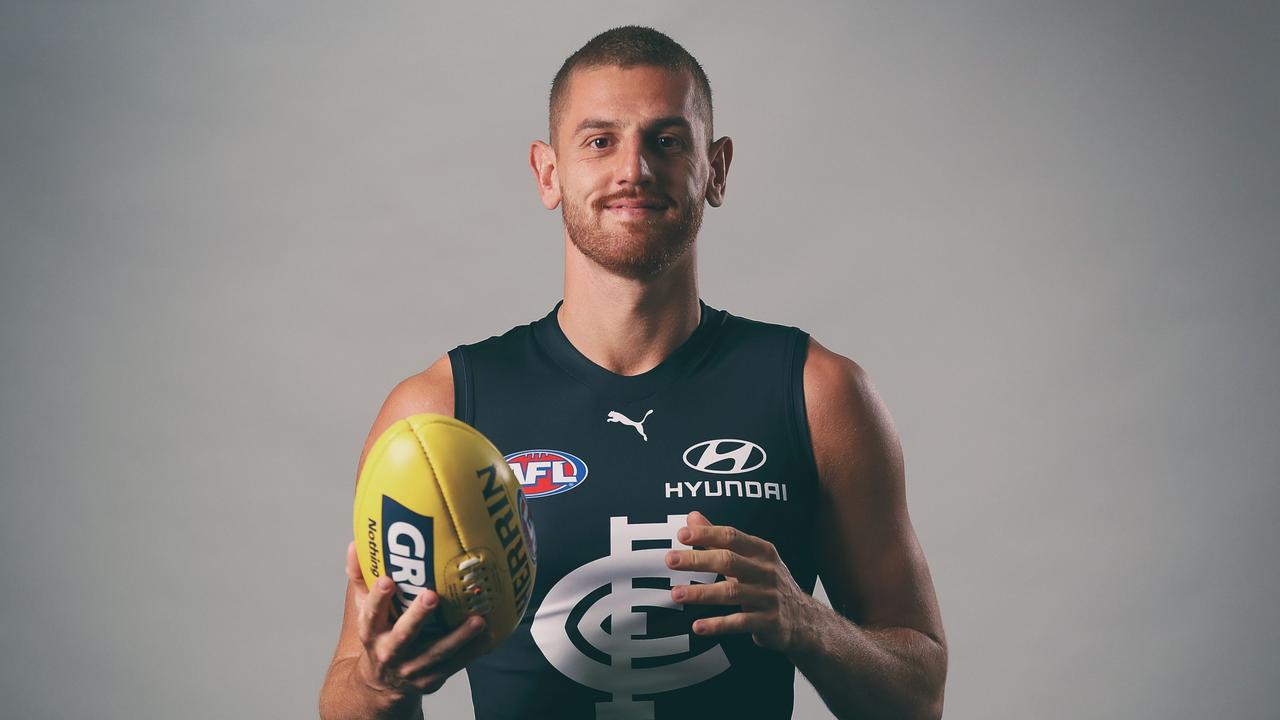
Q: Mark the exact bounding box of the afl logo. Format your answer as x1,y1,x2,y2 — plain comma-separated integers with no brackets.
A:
505,449,589,498
682,439,767,474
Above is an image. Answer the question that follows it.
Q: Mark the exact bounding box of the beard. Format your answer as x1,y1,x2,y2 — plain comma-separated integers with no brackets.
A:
562,192,703,280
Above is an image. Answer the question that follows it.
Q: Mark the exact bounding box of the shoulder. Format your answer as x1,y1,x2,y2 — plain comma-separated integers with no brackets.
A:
801,337,875,421
383,354,455,419
801,337,903,492
353,355,454,486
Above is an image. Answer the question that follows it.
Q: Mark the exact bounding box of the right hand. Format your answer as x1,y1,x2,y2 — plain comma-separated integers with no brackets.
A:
345,541,490,696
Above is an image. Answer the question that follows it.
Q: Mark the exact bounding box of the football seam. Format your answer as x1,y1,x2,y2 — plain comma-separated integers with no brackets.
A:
406,418,468,554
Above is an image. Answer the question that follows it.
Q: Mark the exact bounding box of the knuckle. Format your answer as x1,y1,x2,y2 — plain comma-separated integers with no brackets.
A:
416,643,444,670
434,635,467,663
399,606,423,629
724,526,740,545
724,580,740,602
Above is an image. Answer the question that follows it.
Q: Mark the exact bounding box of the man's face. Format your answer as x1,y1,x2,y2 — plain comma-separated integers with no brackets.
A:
551,65,714,280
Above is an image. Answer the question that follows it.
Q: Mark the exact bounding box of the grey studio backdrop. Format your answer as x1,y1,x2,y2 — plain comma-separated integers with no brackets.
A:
1,2,1276,719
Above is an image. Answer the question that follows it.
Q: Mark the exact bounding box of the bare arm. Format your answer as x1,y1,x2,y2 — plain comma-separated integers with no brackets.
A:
664,337,946,718
791,338,947,719
320,356,488,720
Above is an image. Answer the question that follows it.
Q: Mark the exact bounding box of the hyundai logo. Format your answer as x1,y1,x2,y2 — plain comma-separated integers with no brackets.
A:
682,439,767,474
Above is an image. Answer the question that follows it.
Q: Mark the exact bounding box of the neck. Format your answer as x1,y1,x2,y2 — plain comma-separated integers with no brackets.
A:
559,234,701,377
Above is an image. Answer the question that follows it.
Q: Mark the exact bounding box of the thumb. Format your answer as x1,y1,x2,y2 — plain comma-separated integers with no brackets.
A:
345,541,368,596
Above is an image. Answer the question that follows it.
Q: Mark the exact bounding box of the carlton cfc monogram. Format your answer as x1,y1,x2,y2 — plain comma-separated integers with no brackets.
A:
530,515,731,720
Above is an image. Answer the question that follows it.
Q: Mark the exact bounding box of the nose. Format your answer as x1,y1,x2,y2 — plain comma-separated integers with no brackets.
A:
615,136,655,186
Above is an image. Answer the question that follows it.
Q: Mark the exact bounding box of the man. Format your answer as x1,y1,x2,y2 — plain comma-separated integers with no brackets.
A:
321,26,946,720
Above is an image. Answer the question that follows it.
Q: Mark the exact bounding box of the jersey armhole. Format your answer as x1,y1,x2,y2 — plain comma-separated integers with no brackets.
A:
447,346,474,426
787,329,821,483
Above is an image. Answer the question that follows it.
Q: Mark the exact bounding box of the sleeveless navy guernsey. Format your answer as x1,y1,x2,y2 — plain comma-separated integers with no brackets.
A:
447,299,821,720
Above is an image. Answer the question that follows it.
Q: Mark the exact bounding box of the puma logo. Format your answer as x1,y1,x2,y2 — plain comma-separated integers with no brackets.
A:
606,409,654,442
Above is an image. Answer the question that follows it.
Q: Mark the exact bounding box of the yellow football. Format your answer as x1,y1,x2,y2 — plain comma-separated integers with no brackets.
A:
353,413,536,651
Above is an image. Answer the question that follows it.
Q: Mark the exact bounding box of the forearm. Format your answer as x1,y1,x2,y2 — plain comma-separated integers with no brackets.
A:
319,655,425,720
788,599,946,720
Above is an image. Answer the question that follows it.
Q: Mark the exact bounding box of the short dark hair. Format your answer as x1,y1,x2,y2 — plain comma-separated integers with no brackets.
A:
548,26,714,148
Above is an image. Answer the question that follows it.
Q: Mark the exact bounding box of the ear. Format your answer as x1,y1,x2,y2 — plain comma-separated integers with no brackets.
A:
530,140,561,210
704,135,733,208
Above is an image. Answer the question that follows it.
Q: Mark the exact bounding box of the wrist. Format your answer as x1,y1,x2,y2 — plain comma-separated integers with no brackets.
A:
783,594,833,663
350,655,421,716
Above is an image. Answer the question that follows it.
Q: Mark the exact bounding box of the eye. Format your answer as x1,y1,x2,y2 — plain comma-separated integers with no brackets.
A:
589,137,611,149
657,135,683,149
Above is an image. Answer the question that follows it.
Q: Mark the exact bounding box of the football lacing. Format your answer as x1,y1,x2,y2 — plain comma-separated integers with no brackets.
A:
458,555,493,614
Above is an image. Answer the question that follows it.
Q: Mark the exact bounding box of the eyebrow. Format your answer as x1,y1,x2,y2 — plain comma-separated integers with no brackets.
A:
572,116,694,137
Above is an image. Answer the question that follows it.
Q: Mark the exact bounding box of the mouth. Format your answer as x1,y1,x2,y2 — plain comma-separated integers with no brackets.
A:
605,200,669,218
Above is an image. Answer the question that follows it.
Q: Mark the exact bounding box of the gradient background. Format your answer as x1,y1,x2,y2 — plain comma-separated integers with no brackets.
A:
2,2,1277,718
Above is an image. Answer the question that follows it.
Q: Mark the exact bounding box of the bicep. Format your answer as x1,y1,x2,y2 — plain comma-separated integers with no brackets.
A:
805,339,944,644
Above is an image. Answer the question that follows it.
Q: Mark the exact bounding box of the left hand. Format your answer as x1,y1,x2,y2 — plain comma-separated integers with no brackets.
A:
666,511,816,654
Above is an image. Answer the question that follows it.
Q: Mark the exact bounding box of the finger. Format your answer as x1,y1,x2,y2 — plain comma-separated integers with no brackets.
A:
678,522,770,558
383,589,442,657
666,547,769,582
687,510,713,527
672,578,770,608
406,622,493,692
357,575,396,643
692,611,764,637
400,613,488,678
346,542,368,597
